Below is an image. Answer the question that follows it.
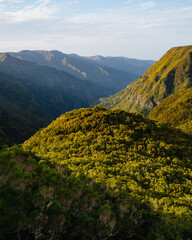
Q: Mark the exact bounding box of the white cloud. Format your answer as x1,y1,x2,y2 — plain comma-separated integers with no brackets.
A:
8,0,24,2
138,1,156,10
55,5,192,58
0,0,57,23
124,0,133,3
0,1,192,59
67,0,79,6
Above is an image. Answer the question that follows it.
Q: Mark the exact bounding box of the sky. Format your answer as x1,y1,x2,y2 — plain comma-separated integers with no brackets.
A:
0,0,192,60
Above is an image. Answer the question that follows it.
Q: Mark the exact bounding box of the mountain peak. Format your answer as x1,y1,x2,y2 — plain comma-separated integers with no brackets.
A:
0,53,11,62
100,45,192,115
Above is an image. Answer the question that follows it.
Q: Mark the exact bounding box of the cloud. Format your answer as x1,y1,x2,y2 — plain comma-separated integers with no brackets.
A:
0,1,192,59
67,0,79,6
1,0,58,23
124,0,133,3
138,1,156,10
55,4,192,58
8,0,24,2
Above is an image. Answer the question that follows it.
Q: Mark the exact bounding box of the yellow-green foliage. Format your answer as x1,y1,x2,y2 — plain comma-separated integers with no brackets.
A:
22,106,192,239
149,88,192,134
100,45,192,115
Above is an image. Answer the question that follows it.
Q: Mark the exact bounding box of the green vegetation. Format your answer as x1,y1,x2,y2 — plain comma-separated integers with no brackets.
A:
18,106,192,239
1,145,123,239
100,45,192,115
149,88,192,134
1,45,192,239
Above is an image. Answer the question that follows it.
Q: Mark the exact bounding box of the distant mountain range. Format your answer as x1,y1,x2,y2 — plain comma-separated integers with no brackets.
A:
10,50,154,94
0,53,103,143
86,55,155,76
100,45,192,115
0,50,154,144
0,53,104,116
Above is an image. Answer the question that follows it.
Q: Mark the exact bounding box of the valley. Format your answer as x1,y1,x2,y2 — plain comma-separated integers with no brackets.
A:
0,46,192,240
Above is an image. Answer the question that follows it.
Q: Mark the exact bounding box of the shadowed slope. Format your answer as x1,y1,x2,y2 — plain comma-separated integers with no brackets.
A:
0,53,105,118
0,71,51,144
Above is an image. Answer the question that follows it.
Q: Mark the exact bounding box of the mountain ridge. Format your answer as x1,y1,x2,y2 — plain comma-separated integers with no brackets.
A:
9,50,154,94
86,54,155,76
0,53,109,144
0,53,106,118
100,45,192,115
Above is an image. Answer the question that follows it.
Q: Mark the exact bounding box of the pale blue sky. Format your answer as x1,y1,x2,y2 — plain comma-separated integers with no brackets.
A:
0,0,192,59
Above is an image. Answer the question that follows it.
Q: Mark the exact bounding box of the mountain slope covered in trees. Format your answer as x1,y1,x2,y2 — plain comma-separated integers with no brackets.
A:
100,45,192,115
149,88,192,134
13,106,192,239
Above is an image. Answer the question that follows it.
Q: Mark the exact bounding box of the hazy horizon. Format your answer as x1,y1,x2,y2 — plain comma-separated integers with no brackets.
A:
0,0,192,60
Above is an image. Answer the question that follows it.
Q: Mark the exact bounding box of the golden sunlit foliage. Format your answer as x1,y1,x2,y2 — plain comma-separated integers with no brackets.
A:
149,88,192,134
100,45,192,115
20,106,192,239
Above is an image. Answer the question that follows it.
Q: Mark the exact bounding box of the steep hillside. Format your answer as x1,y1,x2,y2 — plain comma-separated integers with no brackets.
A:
10,50,142,94
0,71,51,144
149,88,192,134
100,45,192,115
21,106,192,239
0,53,105,118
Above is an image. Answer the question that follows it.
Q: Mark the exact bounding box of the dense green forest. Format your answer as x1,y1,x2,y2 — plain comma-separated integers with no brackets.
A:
100,45,192,115
149,88,192,135
4,106,188,239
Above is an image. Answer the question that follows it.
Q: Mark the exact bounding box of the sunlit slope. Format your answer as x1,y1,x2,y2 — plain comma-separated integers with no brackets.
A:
100,45,192,115
149,88,192,134
23,106,192,239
